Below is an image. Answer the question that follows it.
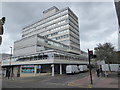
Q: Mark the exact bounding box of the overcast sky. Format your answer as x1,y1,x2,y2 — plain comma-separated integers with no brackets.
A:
0,1,119,54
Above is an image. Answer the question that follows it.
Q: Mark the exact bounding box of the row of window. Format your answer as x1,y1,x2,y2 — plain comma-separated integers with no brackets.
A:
70,40,80,47
36,46,53,52
54,54,81,60
23,9,68,30
70,30,79,39
68,9,78,23
23,17,78,39
69,17,79,29
70,34,79,43
46,24,69,33
38,37,79,51
44,29,69,38
69,22,79,32
69,25,79,35
60,40,80,49
22,18,79,40
16,55,49,62
51,34,69,40
37,37,69,49
3,52,84,64
23,14,68,33
46,40,69,49
22,24,69,38
46,19,67,29
70,45,80,52
44,17,68,29
60,40,70,43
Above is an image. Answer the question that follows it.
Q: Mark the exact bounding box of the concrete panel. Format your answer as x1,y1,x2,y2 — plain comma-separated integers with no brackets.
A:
14,45,36,56
14,35,37,50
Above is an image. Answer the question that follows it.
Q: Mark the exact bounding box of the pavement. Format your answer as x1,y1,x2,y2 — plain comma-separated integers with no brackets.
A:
2,71,119,88
2,71,90,88
68,72,119,88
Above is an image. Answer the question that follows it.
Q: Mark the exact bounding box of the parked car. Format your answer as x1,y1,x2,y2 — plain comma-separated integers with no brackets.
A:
102,64,119,72
78,65,88,72
66,65,79,74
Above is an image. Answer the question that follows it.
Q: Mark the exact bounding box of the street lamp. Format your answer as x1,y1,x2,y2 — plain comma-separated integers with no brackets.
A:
10,47,12,65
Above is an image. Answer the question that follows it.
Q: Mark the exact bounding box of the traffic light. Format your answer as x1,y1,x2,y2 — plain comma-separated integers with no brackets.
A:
88,50,97,58
89,50,93,56
0,17,6,45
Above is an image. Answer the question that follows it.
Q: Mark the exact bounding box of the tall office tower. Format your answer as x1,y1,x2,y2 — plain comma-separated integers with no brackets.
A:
22,6,80,53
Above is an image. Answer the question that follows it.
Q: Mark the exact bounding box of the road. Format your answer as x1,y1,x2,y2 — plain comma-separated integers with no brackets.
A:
2,71,91,88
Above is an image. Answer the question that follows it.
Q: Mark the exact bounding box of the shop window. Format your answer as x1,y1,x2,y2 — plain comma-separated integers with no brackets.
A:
21,65,34,73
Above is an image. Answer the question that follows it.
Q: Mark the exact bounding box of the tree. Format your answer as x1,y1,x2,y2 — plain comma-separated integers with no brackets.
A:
94,43,115,71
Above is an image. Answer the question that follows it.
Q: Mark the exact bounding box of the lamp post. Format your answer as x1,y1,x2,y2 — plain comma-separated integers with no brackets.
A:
8,46,12,78
10,47,12,65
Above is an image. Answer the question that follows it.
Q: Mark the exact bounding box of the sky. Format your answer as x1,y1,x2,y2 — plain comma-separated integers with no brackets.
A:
0,1,119,54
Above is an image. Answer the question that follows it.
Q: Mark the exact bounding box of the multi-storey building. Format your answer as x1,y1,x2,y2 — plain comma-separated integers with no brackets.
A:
1,6,88,77
21,6,80,54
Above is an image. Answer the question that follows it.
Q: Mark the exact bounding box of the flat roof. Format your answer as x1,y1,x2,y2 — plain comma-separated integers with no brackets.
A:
22,7,78,30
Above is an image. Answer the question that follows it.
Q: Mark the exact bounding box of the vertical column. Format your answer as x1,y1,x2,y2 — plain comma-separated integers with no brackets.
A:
51,64,54,76
60,64,62,75
20,66,22,77
34,65,37,76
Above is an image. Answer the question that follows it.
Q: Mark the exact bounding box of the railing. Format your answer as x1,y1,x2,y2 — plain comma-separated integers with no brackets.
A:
1,50,88,66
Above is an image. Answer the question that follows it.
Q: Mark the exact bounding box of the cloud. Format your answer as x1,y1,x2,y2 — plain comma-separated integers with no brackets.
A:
0,2,118,54
0,33,14,53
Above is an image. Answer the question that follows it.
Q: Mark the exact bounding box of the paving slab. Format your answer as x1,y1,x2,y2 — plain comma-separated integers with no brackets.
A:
68,72,119,88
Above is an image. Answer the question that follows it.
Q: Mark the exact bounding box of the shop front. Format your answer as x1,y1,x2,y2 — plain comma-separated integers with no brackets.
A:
20,65,36,77
20,64,44,77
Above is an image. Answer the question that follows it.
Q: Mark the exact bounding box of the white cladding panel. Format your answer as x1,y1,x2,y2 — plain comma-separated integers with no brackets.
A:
14,45,36,56
14,35,37,50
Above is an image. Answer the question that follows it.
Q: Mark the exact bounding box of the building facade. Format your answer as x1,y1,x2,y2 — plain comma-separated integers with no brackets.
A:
1,6,88,77
21,6,80,54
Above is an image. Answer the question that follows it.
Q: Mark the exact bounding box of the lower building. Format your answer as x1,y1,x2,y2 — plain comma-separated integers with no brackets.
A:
1,34,88,77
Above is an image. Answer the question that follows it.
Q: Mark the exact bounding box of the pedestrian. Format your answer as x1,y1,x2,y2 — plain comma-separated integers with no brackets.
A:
7,69,10,79
96,68,100,77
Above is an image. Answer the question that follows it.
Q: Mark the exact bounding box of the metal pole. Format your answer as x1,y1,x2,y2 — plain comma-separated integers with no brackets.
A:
10,47,12,65
9,47,12,78
88,49,93,85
